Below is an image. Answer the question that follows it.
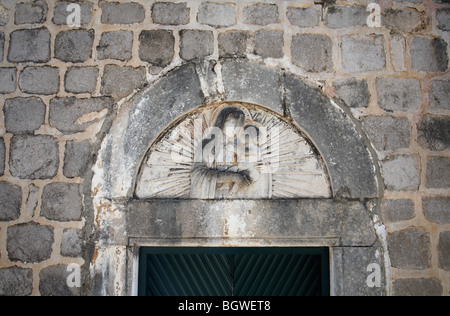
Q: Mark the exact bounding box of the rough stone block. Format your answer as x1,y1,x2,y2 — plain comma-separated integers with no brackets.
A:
393,278,443,296
438,232,450,270
9,135,59,180
333,78,369,108
65,67,98,94
292,34,332,73
0,5,8,26
381,155,420,191
7,222,54,263
0,182,22,221
152,2,189,25
423,197,450,224
437,8,450,31
381,199,415,223
0,138,4,176
326,5,367,28
180,30,214,61
39,265,80,296
49,97,113,134
100,2,145,24
0,267,33,296
426,156,450,189
61,228,83,257
0,32,4,61
429,80,450,110
287,7,320,27
411,37,448,72
341,36,385,73
244,3,279,26
383,9,421,32
64,140,91,178
139,30,175,67
254,30,284,59
101,65,146,100
0,68,17,94
41,183,83,222
376,78,421,112
15,0,47,24
8,28,51,63
388,227,431,270
219,31,250,58
4,97,46,134
19,66,59,95
55,29,94,63
53,1,92,26
98,31,133,61
417,116,450,151
362,116,410,151
198,2,236,27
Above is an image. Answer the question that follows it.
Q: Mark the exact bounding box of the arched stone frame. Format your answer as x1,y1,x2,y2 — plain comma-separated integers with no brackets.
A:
86,59,390,296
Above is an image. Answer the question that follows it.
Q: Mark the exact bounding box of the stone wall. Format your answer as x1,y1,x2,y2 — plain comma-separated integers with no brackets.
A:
0,0,448,296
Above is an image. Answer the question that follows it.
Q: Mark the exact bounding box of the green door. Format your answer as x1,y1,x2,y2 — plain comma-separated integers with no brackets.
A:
139,248,330,296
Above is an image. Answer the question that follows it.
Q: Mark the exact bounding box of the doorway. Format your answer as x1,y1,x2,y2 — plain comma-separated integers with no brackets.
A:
138,247,330,296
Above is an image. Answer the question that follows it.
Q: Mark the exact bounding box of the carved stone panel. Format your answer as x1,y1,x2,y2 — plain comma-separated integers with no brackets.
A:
135,102,331,199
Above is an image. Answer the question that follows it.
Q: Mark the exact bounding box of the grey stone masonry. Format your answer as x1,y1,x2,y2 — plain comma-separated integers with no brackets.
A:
287,7,321,27
292,34,333,73
429,81,450,110
53,1,92,26
254,30,284,59
198,2,236,28
41,183,83,222
411,37,448,72
376,78,421,112
437,8,450,31
8,28,51,63
333,78,370,108
0,138,4,176
101,65,146,100
65,67,99,94
139,30,175,67
394,278,443,296
9,135,59,180
39,265,80,296
61,228,83,257
64,140,91,178
341,36,386,73
100,2,145,25
325,5,368,28
55,30,94,63
180,30,214,61
438,232,450,270
383,9,421,32
382,155,421,191
426,156,450,189
0,68,17,94
219,31,250,58
151,2,190,25
244,3,279,26
388,227,431,270
0,267,33,296
7,222,54,263
0,32,4,61
0,5,8,26
19,66,59,95
362,116,410,151
15,0,48,25
4,97,46,134
423,197,450,224
417,116,450,151
98,31,133,61
0,182,22,221
381,199,416,223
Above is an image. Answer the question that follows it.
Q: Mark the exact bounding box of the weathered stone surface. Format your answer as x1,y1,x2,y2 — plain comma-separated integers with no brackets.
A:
426,156,450,189
0,5,8,26
417,116,450,151
55,29,94,63
0,267,33,296
65,67,98,94
287,7,320,27
254,30,284,59
49,97,113,134
98,31,133,61
100,2,145,24
381,199,415,223
326,5,367,28
10,135,59,180
393,278,443,296
219,31,250,58
61,228,83,257
390,35,407,72
53,1,92,26
198,2,236,27
244,3,279,26
7,222,54,263
333,78,370,108
388,227,431,269
383,9,421,32
39,265,80,296
139,30,175,67
0,182,22,221
0,32,4,62
341,36,385,73
292,34,332,72
4,97,46,134
376,78,421,112
101,65,146,100
152,2,190,25
0,138,4,176
362,116,410,151
423,197,450,224
180,30,214,61
381,155,420,191
8,28,51,63
438,232,450,270
221,59,282,113
0,67,17,94
15,0,47,24
437,8,450,31
411,37,448,72
429,80,450,110
41,183,83,222
19,66,59,95
64,140,91,178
